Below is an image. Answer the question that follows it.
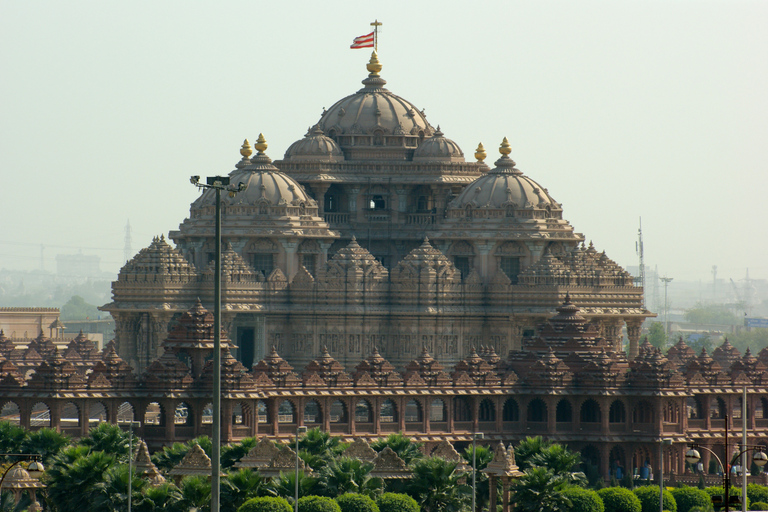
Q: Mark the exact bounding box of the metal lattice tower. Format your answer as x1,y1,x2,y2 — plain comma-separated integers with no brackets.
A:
636,218,645,308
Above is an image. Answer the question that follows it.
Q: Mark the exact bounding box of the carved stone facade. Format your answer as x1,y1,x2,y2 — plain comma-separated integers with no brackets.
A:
101,52,651,374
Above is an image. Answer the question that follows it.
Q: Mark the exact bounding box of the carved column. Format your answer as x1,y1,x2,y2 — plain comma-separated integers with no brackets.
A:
502,476,511,512
475,241,494,280
488,475,497,512
626,319,643,359
310,183,330,216
280,240,299,280
348,187,360,222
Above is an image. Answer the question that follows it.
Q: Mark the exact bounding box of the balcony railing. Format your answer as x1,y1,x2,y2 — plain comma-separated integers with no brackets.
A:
406,213,436,225
324,212,349,224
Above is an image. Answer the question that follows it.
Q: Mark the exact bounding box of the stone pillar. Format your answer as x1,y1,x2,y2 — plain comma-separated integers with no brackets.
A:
601,443,611,481
447,396,454,433
601,398,610,435
422,398,430,434
488,475,497,512
280,240,299,280
163,401,175,442
502,476,511,512
348,187,360,222
80,401,89,437
546,398,556,435
222,401,233,442
626,319,642,359
399,397,406,433
310,183,330,215
269,399,279,436
475,241,494,280
319,241,332,267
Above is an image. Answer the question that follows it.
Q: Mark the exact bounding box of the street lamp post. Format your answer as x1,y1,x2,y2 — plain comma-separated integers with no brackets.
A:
472,432,484,512
122,420,141,512
295,426,308,512
190,175,246,512
659,439,672,512
685,415,768,512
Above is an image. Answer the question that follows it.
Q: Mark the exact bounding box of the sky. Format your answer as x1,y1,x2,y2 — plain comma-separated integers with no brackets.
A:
1,0,766,284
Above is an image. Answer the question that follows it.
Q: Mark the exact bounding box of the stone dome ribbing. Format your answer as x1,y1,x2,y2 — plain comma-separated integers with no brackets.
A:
284,126,344,162
451,150,558,210
413,127,464,162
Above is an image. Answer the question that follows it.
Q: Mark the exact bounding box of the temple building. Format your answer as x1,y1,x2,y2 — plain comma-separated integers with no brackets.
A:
101,51,650,374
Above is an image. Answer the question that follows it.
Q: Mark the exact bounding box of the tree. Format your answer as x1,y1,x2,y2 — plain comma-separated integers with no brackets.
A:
684,303,740,326
0,422,27,457
316,457,382,498
21,427,70,464
634,485,677,512
335,493,380,512
298,496,342,512
222,437,258,469
515,436,552,471
81,422,134,461
669,487,711,512
151,436,212,472
746,484,768,507
529,443,586,485
238,496,293,512
267,470,320,503
222,468,272,510
132,482,185,512
90,463,147,512
60,295,100,321
180,475,212,512
406,457,470,512
376,493,419,512
562,486,605,512
647,323,668,349
461,445,493,511
300,428,346,458
728,329,768,354
44,449,115,512
371,433,423,465
511,467,572,512
598,487,641,512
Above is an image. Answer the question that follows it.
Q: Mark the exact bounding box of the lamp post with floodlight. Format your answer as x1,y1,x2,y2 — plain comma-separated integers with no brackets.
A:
190,174,246,512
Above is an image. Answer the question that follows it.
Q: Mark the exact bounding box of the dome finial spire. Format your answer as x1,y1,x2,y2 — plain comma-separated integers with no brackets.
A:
240,139,253,160
475,143,487,162
367,50,382,77
499,137,512,156
254,133,268,154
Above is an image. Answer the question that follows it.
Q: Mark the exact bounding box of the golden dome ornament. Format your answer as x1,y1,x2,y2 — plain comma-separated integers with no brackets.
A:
254,133,268,154
499,137,512,156
367,50,382,76
474,143,487,162
240,139,253,160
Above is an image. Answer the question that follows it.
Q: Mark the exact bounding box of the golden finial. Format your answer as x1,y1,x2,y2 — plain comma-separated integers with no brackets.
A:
474,143,487,162
254,133,268,154
367,50,382,76
240,139,253,159
499,137,512,156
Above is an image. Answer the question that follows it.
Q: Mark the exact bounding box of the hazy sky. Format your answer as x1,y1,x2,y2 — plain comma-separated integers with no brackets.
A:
1,1,766,283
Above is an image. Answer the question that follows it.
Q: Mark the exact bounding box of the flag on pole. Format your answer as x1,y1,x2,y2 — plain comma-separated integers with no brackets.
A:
350,32,374,49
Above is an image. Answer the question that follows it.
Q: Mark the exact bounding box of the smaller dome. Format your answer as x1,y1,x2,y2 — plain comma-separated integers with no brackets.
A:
284,126,344,162
451,139,558,210
412,126,464,162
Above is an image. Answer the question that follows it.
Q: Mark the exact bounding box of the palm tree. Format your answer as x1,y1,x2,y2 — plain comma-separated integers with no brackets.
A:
462,445,494,511
20,427,70,464
90,463,147,512
299,428,346,458
316,457,383,498
407,457,470,512
221,468,271,510
0,422,27,458
510,467,571,512
515,436,552,471
179,475,212,512
151,437,211,472
221,437,258,469
371,432,424,465
81,422,134,461
44,449,116,512
133,482,186,512
267,470,319,503
528,443,586,485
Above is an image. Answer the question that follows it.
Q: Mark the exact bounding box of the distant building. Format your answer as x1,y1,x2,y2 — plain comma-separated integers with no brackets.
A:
56,253,102,278
0,307,62,340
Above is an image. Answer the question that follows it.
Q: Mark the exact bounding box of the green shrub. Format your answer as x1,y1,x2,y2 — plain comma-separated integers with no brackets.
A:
563,486,604,512
598,487,642,512
376,493,419,512
238,496,293,512
704,485,749,509
670,487,711,512
748,485,768,506
299,496,342,512
750,501,768,511
335,494,379,512
634,486,677,512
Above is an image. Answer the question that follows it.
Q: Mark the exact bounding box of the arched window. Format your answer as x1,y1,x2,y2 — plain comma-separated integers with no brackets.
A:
89,402,108,426
556,400,573,422
175,402,192,426
298,239,321,276
144,402,164,426
232,402,250,426
202,402,213,425
479,399,496,422
1,402,20,425
379,400,396,423
278,400,296,424
609,401,626,423
356,400,373,424
710,397,726,419
330,400,348,423
247,239,278,278
61,402,80,428
503,399,520,422
633,400,654,424
256,401,268,423
405,400,422,423
527,399,547,423
304,400,321,425
430,399,446,422
687,397,703,419
580,400,601,423
454,396,472,422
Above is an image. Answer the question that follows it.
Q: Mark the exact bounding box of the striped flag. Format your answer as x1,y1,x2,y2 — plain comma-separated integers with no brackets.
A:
350,32,374,49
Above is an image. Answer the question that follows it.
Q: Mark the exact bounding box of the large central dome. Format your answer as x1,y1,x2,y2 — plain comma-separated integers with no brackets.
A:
312,52,435,159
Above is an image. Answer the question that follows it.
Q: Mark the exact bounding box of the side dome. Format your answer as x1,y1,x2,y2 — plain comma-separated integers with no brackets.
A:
284,126,344,162
451,138,559,211
412,127,465,163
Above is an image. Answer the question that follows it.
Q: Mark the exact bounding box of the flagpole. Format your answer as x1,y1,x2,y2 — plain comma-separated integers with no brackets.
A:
370,19,382,51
